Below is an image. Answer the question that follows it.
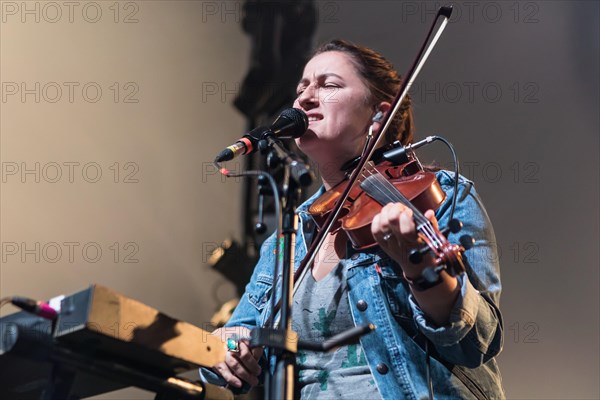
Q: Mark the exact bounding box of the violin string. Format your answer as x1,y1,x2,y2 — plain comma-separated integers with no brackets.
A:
369,173,442,248
365,174,442,249
368,166,443,248
361,164,429,224
360,166,426,223
360,165,443,248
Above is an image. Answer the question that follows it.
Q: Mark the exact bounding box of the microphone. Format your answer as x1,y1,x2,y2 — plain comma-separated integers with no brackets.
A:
214,108,308,162
382,136,437,165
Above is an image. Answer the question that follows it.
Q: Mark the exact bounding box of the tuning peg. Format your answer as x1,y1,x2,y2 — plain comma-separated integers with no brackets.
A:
459,235,475,250
409,245,430,264
442,219,463,237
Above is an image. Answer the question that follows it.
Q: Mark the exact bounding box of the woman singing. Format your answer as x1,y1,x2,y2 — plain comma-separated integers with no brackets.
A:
203,39,504,400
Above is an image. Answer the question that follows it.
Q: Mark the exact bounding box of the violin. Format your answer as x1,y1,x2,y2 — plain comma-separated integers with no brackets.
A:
308,159,446,250
308,153,471,280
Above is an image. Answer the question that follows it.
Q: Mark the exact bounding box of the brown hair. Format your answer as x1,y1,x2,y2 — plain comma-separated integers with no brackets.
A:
312,39,414,146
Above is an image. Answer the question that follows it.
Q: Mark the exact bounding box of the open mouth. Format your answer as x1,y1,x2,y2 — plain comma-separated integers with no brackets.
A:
307,114,323,123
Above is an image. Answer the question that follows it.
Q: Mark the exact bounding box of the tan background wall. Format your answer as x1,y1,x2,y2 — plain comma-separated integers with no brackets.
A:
1,1,598,399
1,2,247,397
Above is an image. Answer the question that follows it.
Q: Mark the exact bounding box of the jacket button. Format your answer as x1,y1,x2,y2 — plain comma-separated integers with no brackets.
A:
356,300,368,311
376,363,389,375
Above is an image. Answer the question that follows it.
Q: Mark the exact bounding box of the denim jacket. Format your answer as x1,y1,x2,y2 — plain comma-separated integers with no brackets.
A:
203,171,504,399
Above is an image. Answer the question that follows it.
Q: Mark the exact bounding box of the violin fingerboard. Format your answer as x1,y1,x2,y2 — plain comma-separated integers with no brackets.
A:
359,163,430,228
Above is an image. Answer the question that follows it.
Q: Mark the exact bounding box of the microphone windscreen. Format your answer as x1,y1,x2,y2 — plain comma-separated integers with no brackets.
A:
278,108,308,138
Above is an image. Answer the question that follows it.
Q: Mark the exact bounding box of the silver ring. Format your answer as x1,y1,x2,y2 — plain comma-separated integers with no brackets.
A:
383,233,393,241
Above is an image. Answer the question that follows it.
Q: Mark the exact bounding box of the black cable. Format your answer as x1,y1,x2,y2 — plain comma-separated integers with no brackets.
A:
423,136,460,400
213,160,282,331
0,296,58,320
431,136,460,222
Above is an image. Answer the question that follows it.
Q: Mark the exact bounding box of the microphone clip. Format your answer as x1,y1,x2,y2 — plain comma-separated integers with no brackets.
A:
262,136,313,188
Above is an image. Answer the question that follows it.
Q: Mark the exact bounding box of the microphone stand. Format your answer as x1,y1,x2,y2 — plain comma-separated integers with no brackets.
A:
260,136,310,400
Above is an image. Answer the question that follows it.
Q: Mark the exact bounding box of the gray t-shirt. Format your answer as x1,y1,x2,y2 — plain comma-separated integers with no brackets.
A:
292,261,381,399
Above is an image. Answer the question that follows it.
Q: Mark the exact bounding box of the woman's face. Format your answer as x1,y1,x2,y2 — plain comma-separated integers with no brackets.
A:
293,51,375,165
